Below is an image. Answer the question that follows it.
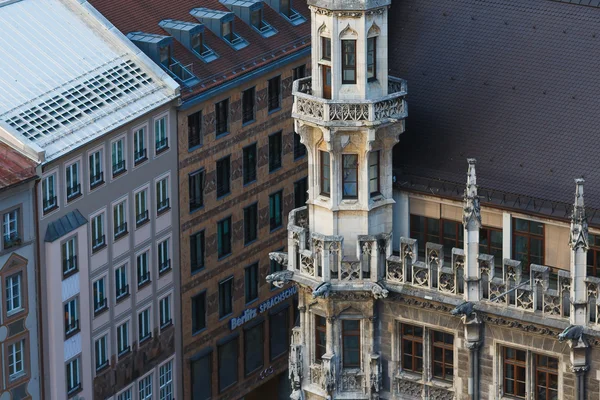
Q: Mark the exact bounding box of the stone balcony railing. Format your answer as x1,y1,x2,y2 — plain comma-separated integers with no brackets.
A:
292,76,408,127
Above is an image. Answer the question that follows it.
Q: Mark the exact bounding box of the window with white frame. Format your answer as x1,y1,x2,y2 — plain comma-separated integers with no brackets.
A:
113,200,128,239
66,357,81,393
89,149,104,189
158,238,171,274
139,374,153,400
91,213,105,251
112,138,126,177
95,335,109,371
134,127,147,165
159,360,173,400
6,273,22,315
42,173,57,213
138,308,151,342
500,346,559,400
64,297,79,336
115,264,129,300
156,177,170,213
8,339,24,379
3,208,19,248
398,323,454,382
117,320,130,355
137,251,150,287
62,237,77,276
117,387,132,400
135,189,149,226
155,117,169,154
93,277,107,314
160,295,172,329
66,161,81,200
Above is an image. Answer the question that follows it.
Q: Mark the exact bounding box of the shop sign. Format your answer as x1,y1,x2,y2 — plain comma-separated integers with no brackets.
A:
229,286,297,330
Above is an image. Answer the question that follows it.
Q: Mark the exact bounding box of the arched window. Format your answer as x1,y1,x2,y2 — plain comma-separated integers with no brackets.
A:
367,23,380,82
340,25,358,84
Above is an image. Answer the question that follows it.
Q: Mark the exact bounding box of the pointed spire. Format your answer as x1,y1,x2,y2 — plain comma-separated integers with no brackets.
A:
463,158,481,229
570,178,588,250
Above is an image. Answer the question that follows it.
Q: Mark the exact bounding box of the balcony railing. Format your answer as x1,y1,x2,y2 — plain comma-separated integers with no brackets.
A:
292,76,407,126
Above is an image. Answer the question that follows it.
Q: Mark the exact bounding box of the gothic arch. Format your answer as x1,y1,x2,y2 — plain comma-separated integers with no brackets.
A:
339,24,358,39
318,22,330,37
367,22,381,37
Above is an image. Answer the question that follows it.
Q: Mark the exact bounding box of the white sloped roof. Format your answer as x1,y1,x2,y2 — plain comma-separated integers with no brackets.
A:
0,0,179,163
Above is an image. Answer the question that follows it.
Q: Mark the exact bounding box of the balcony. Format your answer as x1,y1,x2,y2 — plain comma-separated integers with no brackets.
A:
292,76,407,127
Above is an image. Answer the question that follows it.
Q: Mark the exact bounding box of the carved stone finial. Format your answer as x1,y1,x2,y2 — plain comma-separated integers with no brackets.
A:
463,159,482,229
570,179,588,251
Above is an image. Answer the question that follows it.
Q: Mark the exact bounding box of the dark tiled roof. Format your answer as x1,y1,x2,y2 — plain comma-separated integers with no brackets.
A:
88,0,310,101
390,0,600,210
0,142,37,190
45,210,87,243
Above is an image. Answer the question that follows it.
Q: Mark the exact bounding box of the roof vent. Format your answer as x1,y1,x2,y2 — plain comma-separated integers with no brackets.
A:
191,8,249,50
263,0,305,25
219,0,277,38
159,19,218,63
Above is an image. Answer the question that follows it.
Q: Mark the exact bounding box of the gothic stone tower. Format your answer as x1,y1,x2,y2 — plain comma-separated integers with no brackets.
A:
268,0,408,398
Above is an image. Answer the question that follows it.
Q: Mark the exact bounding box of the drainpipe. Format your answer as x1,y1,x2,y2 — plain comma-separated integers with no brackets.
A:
33,178,45,399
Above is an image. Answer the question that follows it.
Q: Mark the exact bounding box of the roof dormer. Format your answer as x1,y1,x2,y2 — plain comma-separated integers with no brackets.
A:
219,0,277,38
159,19,218,63
263,0,306,25
190,8,249,50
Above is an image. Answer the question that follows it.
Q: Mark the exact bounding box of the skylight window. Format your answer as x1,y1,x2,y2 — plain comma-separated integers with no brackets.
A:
191,33,217,62
159,19,218,64
159,44,197,84
221,21,248,49
250,8,277,38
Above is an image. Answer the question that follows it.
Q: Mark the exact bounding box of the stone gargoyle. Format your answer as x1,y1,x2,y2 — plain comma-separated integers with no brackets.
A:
266,270,294,288
369,282,389,299
558,325,586,348
451,301,479,324
313,282,332,298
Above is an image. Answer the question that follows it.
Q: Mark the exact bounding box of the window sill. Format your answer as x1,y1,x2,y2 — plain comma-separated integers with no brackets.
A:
159,265,172,277
188,144,203,153
139,334,153,346
219,312,233,321
157,206,171,217
268,107,282,115
268,166,282,174
92,242,107,254
270,225,283,233
114,230,128,242
136,217,150,229
112,169,127,179
160,320,173,331
94,304,109,317
244,238,258,247
137,280,152,290
67,385,82,398
43,204,59,216
156,146,169,156
116,291,130,303
216,131,230,139
90,180,105,191
118,346,131,359
243,179,257,187
216,192,231,200
65,327,80,340
242,119,256,127
8,371,27,384
294,154,306,161
192,327,207,337
217,252,232,261
190,204,205,214
66,192,82,203
62,268,79,280
134,157,148,167
3,239,23,250
95,362,110,374
6,308,24,320
245,297,259,306
429,378,454,389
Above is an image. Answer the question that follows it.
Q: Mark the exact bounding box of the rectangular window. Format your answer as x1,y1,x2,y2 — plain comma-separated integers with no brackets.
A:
135,190,149,227
243,144,257,185
6,273,22,315
270,307,288,360
117,321,130,355
222,21,233,42
159,361,173,400
367,37,377,81
251,9,264,30
315,315,327,361
95,335,108,371
42,174,57,213
432,330,454,381
188,111,203,149
480,227,503,267
341,40,357,84
368,151,380,197
93,278,107,314
588,234,600,277
401,324,423,373
321,37,331,61
112,139,126,177
244,203,258,244
245,322,264,375
503,347,526,398
192,292,206,333
513,218,544,274
91,213,105,251
115,264,129,300
219,277,233,318
113,200,128,240
158,239,171,274
156,177,170,213
268,76,281,111
66,358,81,394
160,295,172,329
242,87,255,124
293,64,306,81
189,170,205,212
320,151,330,196
269,131,282,172
190,231,205,273
342,154,358,199
218,217,232,258
62,237,77,276
64,297,79,336
245,263,259,303
138,308,151,342
215,99,229,136
293,132,306,159
66,162,81,200
8,339,24,379
536,354,559,400
342,320,360,368
155,117,169,154
294,177,308,208
134,127,147,165
410,215,464,258
269,191,283,230
216,156,231,197
138,375,153,400
3,209,20,248
218,337,238,392
117,389,132,400
191,353,212,400
89,150,104,189
137,251,150,287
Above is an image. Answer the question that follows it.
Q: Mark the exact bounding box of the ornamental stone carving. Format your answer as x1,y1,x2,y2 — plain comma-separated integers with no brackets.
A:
266,270,294,288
